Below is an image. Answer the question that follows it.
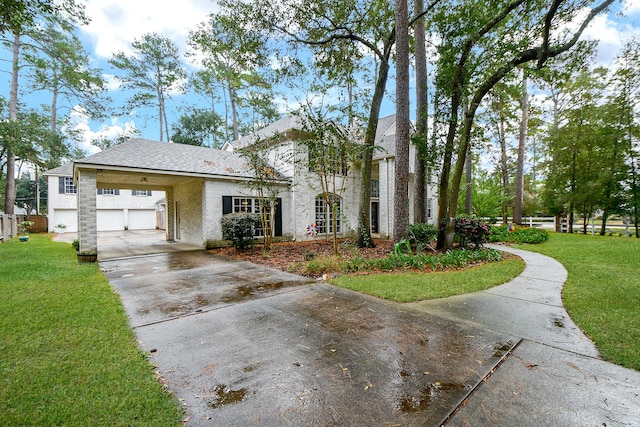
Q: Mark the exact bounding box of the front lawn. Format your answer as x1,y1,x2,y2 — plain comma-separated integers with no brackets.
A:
515,232,640,371
331,255,525,302
0,235,182,426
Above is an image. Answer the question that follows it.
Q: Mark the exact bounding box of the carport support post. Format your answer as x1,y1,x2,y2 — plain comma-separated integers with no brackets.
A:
165,187,175,242
77,169,98,255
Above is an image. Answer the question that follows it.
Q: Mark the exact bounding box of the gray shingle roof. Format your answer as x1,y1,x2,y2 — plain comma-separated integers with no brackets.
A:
373,114,397,160
44,162,74,176
74,138,288,181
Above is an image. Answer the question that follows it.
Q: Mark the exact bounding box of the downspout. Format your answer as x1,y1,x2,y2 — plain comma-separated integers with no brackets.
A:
292,140,296,241
386,158,390,238
292,168,296,241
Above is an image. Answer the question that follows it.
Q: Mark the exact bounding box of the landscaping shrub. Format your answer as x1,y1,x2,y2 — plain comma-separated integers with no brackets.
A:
304,256,341,276
490,224,549,244
220,212,260,249
454,215,491,248
408,223,438,251
352,247,502,272
295,246,502,276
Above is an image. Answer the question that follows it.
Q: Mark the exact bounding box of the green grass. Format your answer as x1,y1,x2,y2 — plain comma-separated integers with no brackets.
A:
0,235,183,426
332,255,525,303
514,232,640,371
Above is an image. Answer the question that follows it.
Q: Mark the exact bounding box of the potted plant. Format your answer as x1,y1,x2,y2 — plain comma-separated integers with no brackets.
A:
77,252,98,262
18,220,34,242
54,223,67,234
72,239,97,262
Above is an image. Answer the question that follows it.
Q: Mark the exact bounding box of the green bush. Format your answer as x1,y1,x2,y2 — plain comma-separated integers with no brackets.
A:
490,225,549,244
294,247,503,276
220,212,260,249
409,223,438,251
454,215,491,248
360,248,502,272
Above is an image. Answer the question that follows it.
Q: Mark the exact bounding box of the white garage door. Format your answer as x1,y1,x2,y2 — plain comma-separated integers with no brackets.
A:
53,209,78,232
128,209,157,230
98,209,125,231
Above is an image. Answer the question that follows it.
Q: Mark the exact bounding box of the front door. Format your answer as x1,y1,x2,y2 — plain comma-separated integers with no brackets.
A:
370,201,379,234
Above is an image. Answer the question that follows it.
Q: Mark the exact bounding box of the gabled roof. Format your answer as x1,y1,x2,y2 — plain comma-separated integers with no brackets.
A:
73,138,287,181
44,162,74,177
374,114,397,143
231,115,305,150
373,114,397,160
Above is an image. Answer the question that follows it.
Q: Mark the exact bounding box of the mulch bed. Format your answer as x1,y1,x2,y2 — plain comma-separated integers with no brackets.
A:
208,238,395,273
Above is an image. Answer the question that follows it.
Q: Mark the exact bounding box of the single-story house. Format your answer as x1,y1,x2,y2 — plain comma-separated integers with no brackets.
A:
50,114,437,256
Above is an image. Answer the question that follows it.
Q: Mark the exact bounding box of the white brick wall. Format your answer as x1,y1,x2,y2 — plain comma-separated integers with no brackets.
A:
203,179,293,243
173,180,204,246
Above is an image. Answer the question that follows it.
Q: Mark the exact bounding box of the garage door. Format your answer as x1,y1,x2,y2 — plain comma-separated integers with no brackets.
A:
53,209,78,232
128,209,157,230
98,209,125,231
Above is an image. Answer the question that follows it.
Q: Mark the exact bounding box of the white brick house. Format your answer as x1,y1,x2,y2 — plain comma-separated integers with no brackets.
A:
55,114,437,256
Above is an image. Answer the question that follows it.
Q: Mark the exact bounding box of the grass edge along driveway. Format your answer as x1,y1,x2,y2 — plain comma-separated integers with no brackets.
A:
0,235,183,426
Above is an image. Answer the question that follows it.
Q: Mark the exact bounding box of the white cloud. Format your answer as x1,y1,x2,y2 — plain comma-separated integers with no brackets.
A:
624,0,640,15
102,74,121,91
582,12,640,66
80,0,218,59
63,106,137,155
555,6,640,67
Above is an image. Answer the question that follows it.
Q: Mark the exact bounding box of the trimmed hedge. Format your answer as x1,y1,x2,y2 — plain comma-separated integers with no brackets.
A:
490,224,549,244
221,212,260,249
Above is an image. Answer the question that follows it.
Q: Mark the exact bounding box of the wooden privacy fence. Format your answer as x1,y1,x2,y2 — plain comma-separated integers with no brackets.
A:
1,214,48,242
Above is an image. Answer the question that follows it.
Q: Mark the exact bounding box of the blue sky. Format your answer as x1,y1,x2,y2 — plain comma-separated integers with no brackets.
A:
2,0,640,156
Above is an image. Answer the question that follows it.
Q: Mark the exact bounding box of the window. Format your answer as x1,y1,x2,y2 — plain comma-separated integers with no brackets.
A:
64,177,77,194
234,198,256,214
222,196,282,237
427,198,433,219
232,197,271,237
132,190,151,196
315,195,341,234
371,179,380,198
97,188,119,195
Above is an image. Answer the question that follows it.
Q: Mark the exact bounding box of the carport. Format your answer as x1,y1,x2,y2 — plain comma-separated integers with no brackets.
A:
74,163,188,256
72,139,283,258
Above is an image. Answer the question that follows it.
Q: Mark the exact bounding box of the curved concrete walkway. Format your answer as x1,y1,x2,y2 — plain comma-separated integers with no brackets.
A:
407,244,640,426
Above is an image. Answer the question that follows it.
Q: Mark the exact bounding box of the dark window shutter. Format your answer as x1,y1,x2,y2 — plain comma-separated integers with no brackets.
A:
222,196,232,215
59,177,65,194
275,198,282,236
115,189,120,195
97,188,103,195
148,190,152,196
131,190,135,196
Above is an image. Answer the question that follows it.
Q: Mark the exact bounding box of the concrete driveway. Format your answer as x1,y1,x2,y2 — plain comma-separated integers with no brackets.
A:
53,229,200,260
96,236,640,426
101,250,517,426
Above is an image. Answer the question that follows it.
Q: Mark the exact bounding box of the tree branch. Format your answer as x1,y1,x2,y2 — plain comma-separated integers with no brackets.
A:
408,0,443,28
538,0,563,67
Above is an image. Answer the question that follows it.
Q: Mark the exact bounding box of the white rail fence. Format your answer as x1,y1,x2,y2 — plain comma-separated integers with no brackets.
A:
485,216,636,236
